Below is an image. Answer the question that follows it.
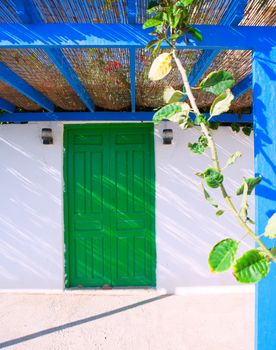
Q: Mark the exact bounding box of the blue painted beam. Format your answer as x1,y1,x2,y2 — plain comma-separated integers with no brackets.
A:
129,49,136,112
43,49,95,111
15,0,41,23
219,0,247,26
0,24,275,50
188,0,247,87
232,74,252,100
0,98,15,113
128,0,136,24
15,0,95,112
0,112,252,123
189,49,220,87
253,48,276,350
0,63,54,111
128,1,136,112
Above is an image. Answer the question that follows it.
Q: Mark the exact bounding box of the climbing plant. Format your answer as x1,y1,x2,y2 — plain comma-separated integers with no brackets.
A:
143,0,276,284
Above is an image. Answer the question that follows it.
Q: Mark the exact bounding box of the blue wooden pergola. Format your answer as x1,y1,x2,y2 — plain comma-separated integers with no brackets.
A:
0,1,275,348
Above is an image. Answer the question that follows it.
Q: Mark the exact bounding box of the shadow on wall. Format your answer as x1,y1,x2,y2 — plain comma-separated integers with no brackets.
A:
0,123,63,289
155,123,255,292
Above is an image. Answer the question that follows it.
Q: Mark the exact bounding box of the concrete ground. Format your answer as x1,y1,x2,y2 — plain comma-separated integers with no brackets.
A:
0,291,254,350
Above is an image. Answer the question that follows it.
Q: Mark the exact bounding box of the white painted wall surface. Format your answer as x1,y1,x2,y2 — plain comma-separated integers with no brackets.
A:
0,123,63,289
0,122,254,291
155,122,254,293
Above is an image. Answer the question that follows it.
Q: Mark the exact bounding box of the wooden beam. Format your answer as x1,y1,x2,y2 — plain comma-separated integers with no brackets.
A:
188,0,247,87
0,63,54,112
129,48,136,113
0,112,253,123
0,98,15,113
15,0,95,112
0,24,274,50
127,0,136,24
232,74,252,100
253,48,276,350
43,49,95,111
128,1,137,112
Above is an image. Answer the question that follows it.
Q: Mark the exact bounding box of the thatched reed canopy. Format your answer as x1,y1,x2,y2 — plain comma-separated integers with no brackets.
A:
0,0,275,114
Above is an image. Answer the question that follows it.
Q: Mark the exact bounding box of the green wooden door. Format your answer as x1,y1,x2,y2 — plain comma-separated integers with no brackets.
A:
64,124,155,287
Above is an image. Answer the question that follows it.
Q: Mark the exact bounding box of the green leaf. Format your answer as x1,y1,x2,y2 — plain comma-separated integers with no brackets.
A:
188,135,208,154
146,1,159,14
210,89,234,117
210,122,220,130
216,210,224,216
201,184,218,208
236,176,262,196
226,151,242,167
231,123,240,133
177,115,194,129
153,102,190,123
209,239,238,273
203,168,224,189
188,142,205,154
239,180,249,222
148,52,172,81
233,249,271,284
152,39,162,57
194,114,208,126
171,13,182,28
200,70,235,96
198,135,208,147
177,0,194,6
145,39,159,51
143,18,163,29
186,26,202,42
163,86,183,104
242,126,253,136
170,33,180,40
264,213,276,239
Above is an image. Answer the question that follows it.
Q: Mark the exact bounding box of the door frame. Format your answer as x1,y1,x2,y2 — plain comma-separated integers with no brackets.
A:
63,123,156,288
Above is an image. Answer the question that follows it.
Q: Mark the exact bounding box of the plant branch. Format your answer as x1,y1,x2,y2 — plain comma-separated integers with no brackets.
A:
172,50,276,263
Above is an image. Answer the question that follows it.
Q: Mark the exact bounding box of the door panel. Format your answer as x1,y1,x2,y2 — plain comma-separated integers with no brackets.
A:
64,124,155,287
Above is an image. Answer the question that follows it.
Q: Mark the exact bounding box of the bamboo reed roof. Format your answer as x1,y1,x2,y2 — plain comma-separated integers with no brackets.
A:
0,0,275,114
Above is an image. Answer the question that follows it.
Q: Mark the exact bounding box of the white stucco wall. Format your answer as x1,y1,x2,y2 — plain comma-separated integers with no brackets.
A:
155,122,254,293
0,122,254,292
0,122,64,290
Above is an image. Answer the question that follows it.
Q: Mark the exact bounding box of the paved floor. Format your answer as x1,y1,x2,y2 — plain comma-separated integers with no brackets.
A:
0,291,254,350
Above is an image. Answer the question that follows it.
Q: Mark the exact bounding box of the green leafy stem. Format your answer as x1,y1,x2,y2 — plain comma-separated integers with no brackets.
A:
144,0,276,284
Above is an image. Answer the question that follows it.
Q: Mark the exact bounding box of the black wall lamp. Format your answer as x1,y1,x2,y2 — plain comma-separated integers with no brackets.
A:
162,128,173,145
41,128,53,144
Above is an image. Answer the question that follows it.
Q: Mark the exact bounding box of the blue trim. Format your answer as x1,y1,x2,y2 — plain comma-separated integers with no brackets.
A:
0,24,275,50
188,0,247,87
16,0,95,112
0,98,16,113
220,0,247,26
253,48,276,350
189,50,220,86
44,49,95,111
232,74,252,99
127,1,136,112
128,0,136,24
0,63,54,111
130,48,136,112
15,0,32,23
0,112,252,123
15,0,42,23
